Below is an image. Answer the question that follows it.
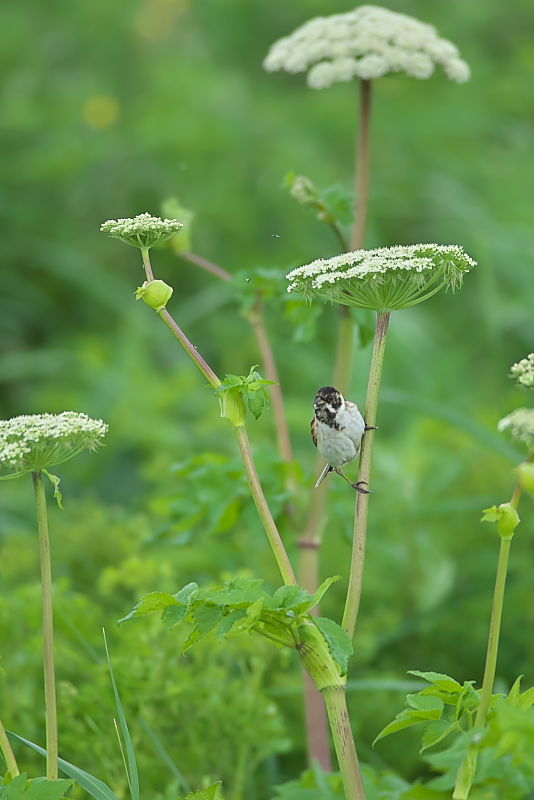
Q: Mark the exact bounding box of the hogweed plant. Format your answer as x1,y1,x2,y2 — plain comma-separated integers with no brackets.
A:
264,5,471,766
373,354,534,800
100,215,480,800
0,413,107,779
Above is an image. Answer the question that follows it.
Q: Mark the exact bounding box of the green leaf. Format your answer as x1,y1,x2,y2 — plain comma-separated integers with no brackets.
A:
0,774,73,800
407,671,463,694
269,586,311,611
420,720,457,753
319,184,354,227
373,710,426,745
201,577,265,606
179,782,224,800
314,617,353,674
307,576,341,612
42,470,63,509
406,694,444,715
7,733,121,800
118,591,179,625
247,390,265,420
102,632,139,800
193,605,224,634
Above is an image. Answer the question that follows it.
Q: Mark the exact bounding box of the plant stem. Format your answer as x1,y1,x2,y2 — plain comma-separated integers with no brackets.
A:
342,311,390,637
247,299,294,466
141,248,154,281
181,251,232,282
352,80,372,252
453,482,523,800
158,309,221,389
140,250,296,586
0,719,20,776
32,470,58,780
297,77,375,768
323,688,366,800
235,426,296,586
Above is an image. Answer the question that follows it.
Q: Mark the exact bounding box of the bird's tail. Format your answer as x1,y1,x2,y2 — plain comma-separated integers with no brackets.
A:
315,464,333,488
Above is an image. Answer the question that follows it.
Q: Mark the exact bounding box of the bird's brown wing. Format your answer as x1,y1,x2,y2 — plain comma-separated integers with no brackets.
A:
311,416,318,447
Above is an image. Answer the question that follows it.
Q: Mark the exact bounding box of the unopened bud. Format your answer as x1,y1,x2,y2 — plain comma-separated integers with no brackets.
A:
135,279,173,311
515,461,534,496
219,388,246,428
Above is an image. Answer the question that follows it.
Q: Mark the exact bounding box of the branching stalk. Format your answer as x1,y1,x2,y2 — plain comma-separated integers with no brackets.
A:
141,251,296,586
342,311,390,637
32,470,58,780
453,480,524,799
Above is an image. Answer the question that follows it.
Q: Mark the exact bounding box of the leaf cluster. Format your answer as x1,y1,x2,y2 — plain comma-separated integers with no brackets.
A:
119,575,352,674
217,365,276,421
285,173,354,229
0,774,72,800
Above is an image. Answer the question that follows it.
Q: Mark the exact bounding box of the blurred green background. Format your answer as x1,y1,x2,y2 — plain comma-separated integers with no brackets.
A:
0,0,532,797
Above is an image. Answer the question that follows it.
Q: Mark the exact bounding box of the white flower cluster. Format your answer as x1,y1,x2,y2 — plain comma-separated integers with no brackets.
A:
498,408,534,449
100,213,183,249
510,353,534,389
264,5,470,89
286,243,475,311
0,412,108,477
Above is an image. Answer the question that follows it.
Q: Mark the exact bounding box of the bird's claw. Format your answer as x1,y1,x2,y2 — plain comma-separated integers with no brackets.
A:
364,425,378,431
351,480,371,494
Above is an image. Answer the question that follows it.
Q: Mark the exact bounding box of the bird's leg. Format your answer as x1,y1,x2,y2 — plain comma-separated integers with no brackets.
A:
334,468,371,494
364,424,378,431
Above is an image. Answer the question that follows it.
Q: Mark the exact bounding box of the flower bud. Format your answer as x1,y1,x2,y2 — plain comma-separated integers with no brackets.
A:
219,387,247,428
481,503,520,540
515,462,534,496
135,280,173,311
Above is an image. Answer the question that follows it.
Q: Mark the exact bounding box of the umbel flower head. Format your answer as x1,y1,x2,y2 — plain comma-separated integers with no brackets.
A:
510,353,534,389
0,412,108,479
100,213,183,249
286,244,475,312
264,5,470,89
498,409,534,450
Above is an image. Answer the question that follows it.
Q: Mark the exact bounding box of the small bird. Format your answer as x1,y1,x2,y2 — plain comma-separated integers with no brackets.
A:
311,386,375,492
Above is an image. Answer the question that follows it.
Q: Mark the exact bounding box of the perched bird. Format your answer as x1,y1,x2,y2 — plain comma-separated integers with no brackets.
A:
311,386,374,491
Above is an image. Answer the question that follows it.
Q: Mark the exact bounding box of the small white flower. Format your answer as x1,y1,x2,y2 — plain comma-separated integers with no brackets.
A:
510,354,534,389
286,243,476,311
0,412,108,478
100,213,183,249
498,408,534,449
264,5,470,89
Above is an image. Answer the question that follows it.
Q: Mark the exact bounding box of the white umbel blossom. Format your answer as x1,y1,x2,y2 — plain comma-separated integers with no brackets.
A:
0,412,108,478
264,5,470,89
286,243,476,311
100,213,183,249
498,408,534,449
510,354,534,389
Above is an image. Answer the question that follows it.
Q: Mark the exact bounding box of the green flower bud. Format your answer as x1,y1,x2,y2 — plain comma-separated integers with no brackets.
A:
515,462,534,496
219,387,247,428
481,503,520,540
135,280,173,311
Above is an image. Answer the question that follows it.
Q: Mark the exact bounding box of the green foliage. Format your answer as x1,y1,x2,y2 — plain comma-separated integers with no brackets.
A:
119,575,351,675
179,783,223,800
374,671,534,798
285,173,354,229
0,773,72,800
272,763,344,799
217,365,276,423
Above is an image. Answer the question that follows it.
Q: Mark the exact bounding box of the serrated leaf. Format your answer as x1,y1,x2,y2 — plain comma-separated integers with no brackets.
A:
179,782,224,800
1,774,73,800
269,586,311,611
309,576,341,610
517,686,534,710
173,582,199,604
215,609,248,639
314,617,353,674
193,605,224,634
201,577,265,606
372,709,433,746
247,390,265,420
420,720,457,753
406,694,444,715
407,671,463,693
505,675,523,707
161,604,189,628
118,592,178,625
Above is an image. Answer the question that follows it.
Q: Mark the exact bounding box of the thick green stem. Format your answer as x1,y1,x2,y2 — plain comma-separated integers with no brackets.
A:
235,426,296,586
323,688,366,800
0,719,20,776
342,311,390,637
32,471,58,780
453,483,522,800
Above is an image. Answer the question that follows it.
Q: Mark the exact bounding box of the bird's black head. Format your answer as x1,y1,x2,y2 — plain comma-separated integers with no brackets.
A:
315,386,343,409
